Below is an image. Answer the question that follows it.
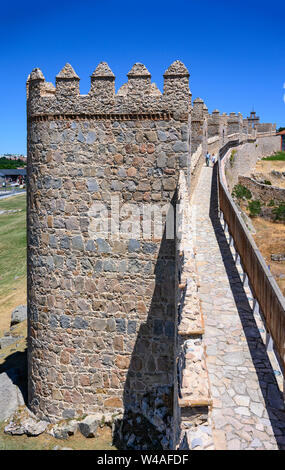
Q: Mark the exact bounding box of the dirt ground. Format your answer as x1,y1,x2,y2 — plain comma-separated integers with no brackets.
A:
0,321,117,450
254,160,285,188
0,421,116,450
245,159,285,296
0,193,27,337
0,278,26,337
251,216,285,296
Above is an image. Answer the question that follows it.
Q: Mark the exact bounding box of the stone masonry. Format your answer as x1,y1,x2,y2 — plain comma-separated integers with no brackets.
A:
27,61,192,434
191,98,207,156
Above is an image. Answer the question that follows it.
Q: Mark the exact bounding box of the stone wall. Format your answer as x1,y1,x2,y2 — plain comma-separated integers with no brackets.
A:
227,112,243,135
207,110,222,139
238,176,285,205
174,171,212,450
224,135,280,192
255,123,276,134
27,61,191,446
191,98,207,156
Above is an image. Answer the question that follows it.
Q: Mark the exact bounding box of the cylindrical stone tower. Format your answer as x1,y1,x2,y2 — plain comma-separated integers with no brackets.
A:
27,61,191,445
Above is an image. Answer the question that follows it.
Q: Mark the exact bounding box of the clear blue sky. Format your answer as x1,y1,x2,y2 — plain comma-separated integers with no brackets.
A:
0,0,284,154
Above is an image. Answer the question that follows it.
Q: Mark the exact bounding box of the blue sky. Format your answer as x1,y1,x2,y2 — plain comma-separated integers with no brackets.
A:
0,0,284,154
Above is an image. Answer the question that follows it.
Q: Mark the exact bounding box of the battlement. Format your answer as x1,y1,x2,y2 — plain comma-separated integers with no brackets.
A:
27,61,191,118
192,98,207,121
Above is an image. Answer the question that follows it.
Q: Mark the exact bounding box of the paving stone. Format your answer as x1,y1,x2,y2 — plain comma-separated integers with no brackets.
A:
234,395,250,407
192,166,282,450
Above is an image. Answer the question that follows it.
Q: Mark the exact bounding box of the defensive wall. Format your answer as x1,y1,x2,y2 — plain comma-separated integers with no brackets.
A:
238,175,285,206
222,135,280,192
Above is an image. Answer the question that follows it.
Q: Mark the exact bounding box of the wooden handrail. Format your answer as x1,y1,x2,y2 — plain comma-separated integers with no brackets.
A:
217,140,285,376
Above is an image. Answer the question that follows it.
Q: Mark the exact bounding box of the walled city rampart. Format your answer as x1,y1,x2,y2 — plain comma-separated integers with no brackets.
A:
238,175,285,205
27,61,277,449
223,135,280,192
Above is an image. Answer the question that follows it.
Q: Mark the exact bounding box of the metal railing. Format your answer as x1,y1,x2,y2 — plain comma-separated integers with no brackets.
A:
218,140,285,376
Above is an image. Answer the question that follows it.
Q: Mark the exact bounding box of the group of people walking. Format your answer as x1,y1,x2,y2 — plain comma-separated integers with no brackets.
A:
205,152,216,167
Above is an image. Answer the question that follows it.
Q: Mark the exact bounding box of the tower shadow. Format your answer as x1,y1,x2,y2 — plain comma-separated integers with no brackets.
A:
114,207,177,450
0,348,28,406
209,163,285,449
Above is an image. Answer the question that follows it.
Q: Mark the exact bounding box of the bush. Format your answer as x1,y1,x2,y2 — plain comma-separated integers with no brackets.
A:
248,200,261,217
263,180,272,185
268,199,275,207
272,204,285,221
229,149,237,167
232,184,252,200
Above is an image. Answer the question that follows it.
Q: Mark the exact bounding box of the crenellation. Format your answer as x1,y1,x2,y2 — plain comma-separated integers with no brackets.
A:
163,61,191,114
90,62,115,101
27,68,45,100
27,61,191,118
55,63,80,98
126,63,152,94
191,98,207,156
207,109,222,139
227,111,243,135
203,103,209,118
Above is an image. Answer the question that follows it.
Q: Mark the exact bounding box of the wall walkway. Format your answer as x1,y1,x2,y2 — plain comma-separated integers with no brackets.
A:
191,162,285,450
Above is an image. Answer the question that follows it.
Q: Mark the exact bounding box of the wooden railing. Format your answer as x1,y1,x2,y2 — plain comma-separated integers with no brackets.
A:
218,141,285,376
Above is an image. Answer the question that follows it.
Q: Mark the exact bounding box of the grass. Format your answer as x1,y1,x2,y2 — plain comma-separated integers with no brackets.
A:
262,151,285,161
0,193,119,450
0,193,27,335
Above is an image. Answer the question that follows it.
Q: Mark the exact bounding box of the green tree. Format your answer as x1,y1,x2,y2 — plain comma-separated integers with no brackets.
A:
232,184,252,200
272,204,285,221
0,157,26,169
248,200,261,217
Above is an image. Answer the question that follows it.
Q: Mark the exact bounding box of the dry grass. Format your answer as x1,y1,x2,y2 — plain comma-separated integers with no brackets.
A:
0,193,27,337
247,159,285,296
255,160,285,188
252,216,285,296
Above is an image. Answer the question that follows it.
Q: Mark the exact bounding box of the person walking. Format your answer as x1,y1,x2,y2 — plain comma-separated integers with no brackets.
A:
211,153,216,166
205,152,210,167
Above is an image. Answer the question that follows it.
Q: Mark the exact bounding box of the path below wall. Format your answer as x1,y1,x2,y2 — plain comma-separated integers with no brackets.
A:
191,162,285,450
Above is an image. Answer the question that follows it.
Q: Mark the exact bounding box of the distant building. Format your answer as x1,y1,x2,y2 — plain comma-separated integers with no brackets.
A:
0,154,27,162
277,130,285,151
246,110,260,129
0,168,26,185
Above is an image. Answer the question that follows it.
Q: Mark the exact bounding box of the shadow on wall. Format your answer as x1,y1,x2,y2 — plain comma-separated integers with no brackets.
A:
114,200,178,450
210,163,285,450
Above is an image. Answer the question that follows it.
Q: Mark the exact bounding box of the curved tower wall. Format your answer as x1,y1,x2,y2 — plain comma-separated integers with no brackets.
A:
27,61,191,422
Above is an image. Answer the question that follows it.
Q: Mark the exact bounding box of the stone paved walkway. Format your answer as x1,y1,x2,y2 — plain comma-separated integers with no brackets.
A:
191,163,285,450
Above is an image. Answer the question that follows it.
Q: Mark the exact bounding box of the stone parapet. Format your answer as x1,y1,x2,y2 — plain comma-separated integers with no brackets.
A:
238,175,285,205
174,171,212,450
27,61,191,119
227,112,243,135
